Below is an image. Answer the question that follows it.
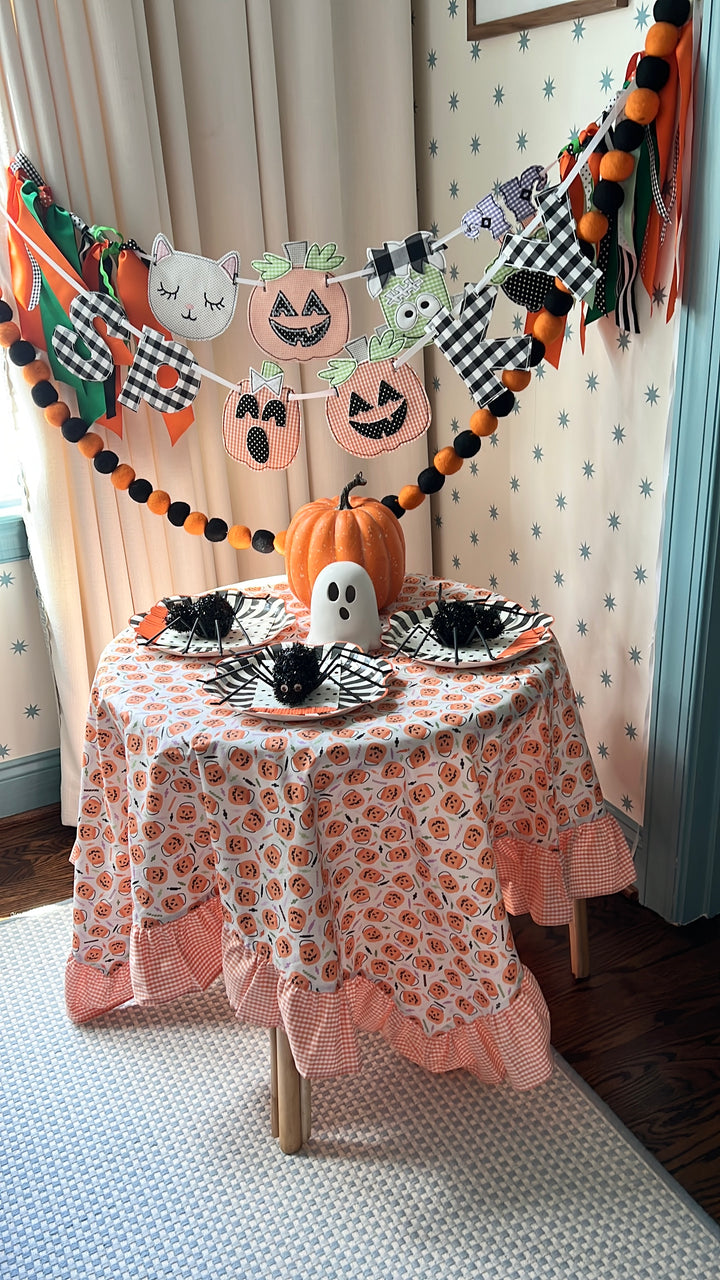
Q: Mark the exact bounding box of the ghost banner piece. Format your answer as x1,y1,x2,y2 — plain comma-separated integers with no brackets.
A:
366,234,450,348
426,285,533,409
248,242,350,362
222,361,301,470
318,329,431,459
497,184,602,300
148,234,240,340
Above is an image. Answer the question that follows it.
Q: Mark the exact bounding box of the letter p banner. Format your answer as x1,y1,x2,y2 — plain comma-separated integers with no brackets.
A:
118,326,201,414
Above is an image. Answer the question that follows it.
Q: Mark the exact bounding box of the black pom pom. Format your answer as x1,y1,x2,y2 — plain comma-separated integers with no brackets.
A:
381,495,405,518
272,644,323,706
8,340,36,367
432,600,477,648
453,430,481,458
474,603,505,640
653,0,690,26
578,238,595,261
204,518,228,543
612,119,644,152
0,301,13,323
417,467,446,495
61,416,90,443
592,180,625,214
30,380,59,407
252,529,276,554
488,389,515,418
93,450,119,474
167,501,191,527
128,478,153,503
542,285,574,317
635,55,671,92
529,338,545,367
197,593,235,639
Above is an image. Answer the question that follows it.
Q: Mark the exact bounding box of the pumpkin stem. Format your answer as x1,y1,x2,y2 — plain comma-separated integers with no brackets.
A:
338,472,366,509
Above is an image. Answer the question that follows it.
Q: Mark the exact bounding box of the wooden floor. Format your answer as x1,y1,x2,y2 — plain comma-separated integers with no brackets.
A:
2,805,719,1225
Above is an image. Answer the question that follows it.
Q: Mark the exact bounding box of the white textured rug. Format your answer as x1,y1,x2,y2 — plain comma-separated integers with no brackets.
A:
1,902,719,1280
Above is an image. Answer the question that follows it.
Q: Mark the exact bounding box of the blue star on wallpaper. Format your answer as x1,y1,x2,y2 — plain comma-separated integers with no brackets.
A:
579,543,591,560
0,744,9,758
449,91,459,111
470,135,481,154
586,371,599,392
577,619,588,636
470,41,481,62
600,670,613,688
629,647,642,665
0,571,14,588
617,330,631,351
634,565,648,584
543,78,555,100
531,523,542,539
639,478,654,498
645,384,660,405
558,409,570,429
24,704,41,719
599,68,614,92
572,19,585,41
604,594,616,611
612,424,626,444
11,639,28,654
608,511,621,531
429,138,438,156
518,30,530,52
516,132,528,152
635,4,650,29
427,49,437,68
493,85,504,106
449,180,459,198
583,460,595,479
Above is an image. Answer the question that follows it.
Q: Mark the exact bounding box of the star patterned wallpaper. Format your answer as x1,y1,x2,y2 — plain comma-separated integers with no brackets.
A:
0,548,59,770
411,0,678,823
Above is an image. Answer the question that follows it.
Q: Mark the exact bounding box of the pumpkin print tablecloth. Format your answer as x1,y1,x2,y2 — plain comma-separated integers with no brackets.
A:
65,576,635,1089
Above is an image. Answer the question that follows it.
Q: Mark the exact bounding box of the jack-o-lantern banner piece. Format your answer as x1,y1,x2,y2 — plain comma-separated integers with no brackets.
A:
248,241,350,363
222,362,301,471
365,232,451,349
148,234,240,341
318,329,431,459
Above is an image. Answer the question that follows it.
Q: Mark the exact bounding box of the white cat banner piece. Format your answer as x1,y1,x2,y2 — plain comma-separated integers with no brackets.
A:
148,234,240,340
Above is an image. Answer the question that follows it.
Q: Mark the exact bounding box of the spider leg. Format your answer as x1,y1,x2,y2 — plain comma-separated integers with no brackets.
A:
411,619,434,659
393,618,428,657
453,626,459,667
215,619,223,659
183,616,200,654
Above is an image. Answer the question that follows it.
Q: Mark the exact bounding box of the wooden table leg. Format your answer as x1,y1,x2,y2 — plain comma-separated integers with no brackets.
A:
269,1028,279,1138
275,1027,307,1154
569,898,590,979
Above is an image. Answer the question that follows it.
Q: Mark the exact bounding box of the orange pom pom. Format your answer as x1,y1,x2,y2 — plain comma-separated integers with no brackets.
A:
433,446,464,476
184,511,207,536
599,150,635,183
0,321,21,348
532,311,565,346
228,524,252,550
469,408,498,437
111,464,136,490
44,401,70,428
576,210,608,244
554,277,572,294
502,369,532,393
398,484,426,510
624,87,660,125
77,432,103,459
273,530,287,555
22,359,51,387
645,22,679,57
147,490,171,515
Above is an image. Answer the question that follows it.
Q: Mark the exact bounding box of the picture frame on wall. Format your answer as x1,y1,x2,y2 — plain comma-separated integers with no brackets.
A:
466,0,628,40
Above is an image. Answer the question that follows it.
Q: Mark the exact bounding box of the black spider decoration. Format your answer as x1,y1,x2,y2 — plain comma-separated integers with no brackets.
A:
393,583,527,665
270,643,324,705
145,590,248,655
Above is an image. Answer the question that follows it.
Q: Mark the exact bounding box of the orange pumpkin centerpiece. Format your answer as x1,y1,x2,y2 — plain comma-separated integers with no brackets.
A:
248,241,350,363
284,472,406,610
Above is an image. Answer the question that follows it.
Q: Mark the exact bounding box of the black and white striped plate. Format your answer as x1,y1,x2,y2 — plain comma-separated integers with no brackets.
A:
382,598,554,668
131,590,292,657
204,642,393,720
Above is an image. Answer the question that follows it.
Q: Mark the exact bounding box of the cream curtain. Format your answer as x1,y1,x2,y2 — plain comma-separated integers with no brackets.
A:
0,0,431,823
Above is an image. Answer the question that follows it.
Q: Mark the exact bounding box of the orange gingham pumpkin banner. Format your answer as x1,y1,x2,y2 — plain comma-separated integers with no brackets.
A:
222,381,301,471
325,357,431,458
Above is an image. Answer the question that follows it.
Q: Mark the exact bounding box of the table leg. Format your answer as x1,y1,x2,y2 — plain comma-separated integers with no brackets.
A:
269,1028,279,1138
275,1027,306,1154
569,898,590,979
301,1075,312,1145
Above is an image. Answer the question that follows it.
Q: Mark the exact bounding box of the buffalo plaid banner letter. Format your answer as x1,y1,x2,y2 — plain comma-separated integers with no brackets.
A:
52,292,131,382
119,326,201,414
426,285,533,408
498,184,602,299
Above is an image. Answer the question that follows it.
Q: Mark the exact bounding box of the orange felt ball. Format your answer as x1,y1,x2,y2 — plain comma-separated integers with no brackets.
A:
433,446,464,476
77,432,104,459
273,530,287,555
599,150,635,183
44,401,70,428
147,490,171,515
532,311,565,346
502,369,532,393
111,464,136,490
398,484,426,510
576,210,609,244
228,524,252,550
624,87,660,125
22,359,51,387
645,22,679,57
184,511,207,536
469,408,498,437
0,321,21,348
554,277,572,294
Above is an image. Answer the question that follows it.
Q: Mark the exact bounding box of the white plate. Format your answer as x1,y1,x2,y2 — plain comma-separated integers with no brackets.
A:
382,597,554,668
204,642,393,720
130,590,292,657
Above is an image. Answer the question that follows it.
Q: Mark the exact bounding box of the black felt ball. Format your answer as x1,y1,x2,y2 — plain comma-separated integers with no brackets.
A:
612,119,644,152
542,285,574,317
653,0,690,25
529,338,546,367
30,380,59,407
128,478,153,503
382,495,405,518
488,389,515,418
578,239,595,261
252,529,275,554
0,301,13,323
593,180,625,214
93,450,119,474
8,340,36,367
453,430,481,458
635,55,671,92
432,599,477,648
272,644,323,705
167,501,191,526
204,518,229,542
197,593,235,639
418,467,446,495
61,417,90,443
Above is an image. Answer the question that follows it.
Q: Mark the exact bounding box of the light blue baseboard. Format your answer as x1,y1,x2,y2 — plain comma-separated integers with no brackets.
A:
606,801,642,867
0,749,60,819
0,514,29,563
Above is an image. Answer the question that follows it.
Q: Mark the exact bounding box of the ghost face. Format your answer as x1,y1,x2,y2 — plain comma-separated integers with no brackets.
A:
307,562,382,652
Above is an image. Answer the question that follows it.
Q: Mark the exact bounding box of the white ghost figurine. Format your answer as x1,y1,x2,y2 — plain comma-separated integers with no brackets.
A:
307,562,382,652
